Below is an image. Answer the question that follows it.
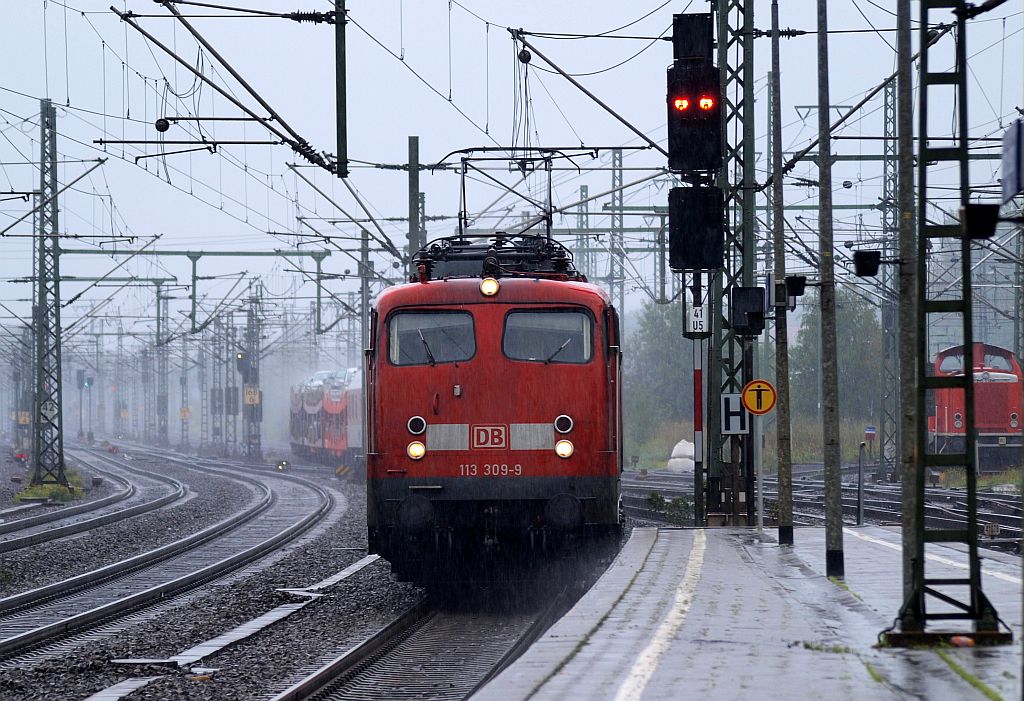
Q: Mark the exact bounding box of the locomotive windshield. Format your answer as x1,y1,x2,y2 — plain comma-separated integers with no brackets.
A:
938,348,1015,374
389,311,476,365
503,310,593,364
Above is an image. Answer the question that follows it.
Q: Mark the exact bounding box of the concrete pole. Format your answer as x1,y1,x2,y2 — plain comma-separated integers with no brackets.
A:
817,0,844,578
771,0,794,547
896,0,920,614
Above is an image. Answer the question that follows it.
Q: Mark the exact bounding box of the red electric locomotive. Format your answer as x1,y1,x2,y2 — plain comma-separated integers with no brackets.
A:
928,342,1023,471
289,368,363,470
366,234,622,580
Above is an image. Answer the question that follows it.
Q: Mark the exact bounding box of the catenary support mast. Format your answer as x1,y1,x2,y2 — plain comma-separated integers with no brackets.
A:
31,99,67,487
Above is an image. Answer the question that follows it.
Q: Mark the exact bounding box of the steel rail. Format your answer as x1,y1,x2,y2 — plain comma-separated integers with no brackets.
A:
0,451,185,553
0,463,133,535
0,455,331,656
268,599,431,701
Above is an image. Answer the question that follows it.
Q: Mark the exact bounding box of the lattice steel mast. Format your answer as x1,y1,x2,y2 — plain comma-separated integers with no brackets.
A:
880,81,900,480
31,99,67,487
243,289,263,461
887,0,1010,645
706,0,756,523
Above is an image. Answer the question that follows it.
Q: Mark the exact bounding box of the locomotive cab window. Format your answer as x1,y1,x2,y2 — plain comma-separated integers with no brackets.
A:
938,353,963,373
503,310,593,364
388,311,475,366
983,352,1013,372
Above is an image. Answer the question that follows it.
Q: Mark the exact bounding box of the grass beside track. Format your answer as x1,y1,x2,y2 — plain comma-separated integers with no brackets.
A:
14,467,85,502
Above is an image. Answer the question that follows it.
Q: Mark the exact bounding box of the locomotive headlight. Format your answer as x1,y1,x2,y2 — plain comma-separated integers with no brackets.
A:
479,277,500,297
406,441,426,460
407,416,426,435
954,419,964,429
1011,412,1019,428
555,439,574,459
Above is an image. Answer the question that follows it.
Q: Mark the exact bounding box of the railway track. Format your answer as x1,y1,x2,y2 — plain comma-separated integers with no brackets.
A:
0,450,332,659
621,469,1022,549
0,449,186,554
271,591,571,701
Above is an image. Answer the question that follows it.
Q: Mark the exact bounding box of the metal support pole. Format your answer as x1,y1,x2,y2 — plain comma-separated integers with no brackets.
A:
95,327,105,436
198,330,208,452
31,98,68,487
156,287,169,446
360,229,370,351
225,317,237,456
180,334,190,450
693,333,705,527
577,185,590,279
858,442,865,526
114,331,124,437
189,253,200,333
657,219,667,304
710,0,756,525
880,79,901,481
816,0,844,577
408,135,420,269
335,0,348,178
887,0,1008,645
611,149,624,319
243,292,262,462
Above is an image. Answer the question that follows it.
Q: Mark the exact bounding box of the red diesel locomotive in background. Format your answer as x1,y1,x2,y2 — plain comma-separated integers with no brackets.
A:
366,234,622,579
928,342,1023,471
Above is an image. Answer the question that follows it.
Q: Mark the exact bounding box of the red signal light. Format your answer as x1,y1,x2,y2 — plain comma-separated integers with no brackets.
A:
673,97,690,111
699,96,715,110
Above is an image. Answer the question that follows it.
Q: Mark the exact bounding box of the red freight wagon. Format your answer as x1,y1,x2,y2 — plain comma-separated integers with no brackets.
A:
928,342,1023,471
366,235,622,581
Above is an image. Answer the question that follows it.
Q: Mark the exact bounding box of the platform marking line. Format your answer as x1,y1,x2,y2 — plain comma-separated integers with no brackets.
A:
843,528,1021,585
612,529,706,701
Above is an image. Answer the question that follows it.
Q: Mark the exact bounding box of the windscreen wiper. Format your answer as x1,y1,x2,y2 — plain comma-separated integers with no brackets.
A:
545,337,573,364
418,329,437,366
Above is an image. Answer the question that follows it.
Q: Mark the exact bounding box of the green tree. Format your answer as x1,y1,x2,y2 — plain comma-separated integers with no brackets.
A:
623,301,694,447
789,285,883,419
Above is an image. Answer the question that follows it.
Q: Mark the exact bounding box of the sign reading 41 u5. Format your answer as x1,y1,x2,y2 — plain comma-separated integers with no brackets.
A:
741,379,777,415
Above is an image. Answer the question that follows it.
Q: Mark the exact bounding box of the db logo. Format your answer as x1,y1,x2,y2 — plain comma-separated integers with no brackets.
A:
472,424,507,449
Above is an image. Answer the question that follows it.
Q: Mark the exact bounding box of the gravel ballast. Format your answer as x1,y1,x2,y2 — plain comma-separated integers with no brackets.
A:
0,460,257,597
0,479,426,701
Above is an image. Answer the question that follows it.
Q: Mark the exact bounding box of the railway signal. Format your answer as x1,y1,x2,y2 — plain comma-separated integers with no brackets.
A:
668,186,724,271
667,14,721,173
667,13,724,274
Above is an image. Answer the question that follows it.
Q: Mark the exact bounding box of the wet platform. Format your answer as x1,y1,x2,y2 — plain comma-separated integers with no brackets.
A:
474,526,1022,701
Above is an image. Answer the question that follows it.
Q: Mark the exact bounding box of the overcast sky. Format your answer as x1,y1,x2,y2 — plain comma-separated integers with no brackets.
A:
0,1,1020,351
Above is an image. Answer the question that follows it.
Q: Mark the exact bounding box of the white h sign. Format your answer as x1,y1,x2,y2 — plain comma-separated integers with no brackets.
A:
721,393,749,435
